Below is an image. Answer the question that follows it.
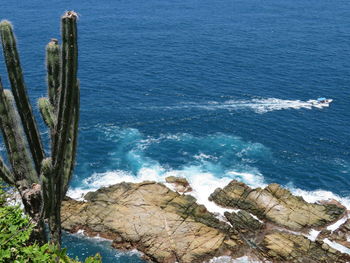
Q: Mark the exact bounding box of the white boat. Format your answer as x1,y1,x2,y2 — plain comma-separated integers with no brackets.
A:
308,97,333,107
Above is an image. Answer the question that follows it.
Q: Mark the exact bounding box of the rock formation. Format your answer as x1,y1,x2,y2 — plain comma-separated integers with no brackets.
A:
319,218,350,250
260,231,347,262
209,181,345,231
61,180,350,263
165,176,192,193
62,181,243,263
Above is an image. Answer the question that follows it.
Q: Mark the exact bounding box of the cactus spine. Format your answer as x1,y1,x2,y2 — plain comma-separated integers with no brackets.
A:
0,11,79,246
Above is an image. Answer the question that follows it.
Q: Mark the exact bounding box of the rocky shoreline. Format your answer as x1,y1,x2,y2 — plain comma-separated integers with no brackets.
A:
61,179,350,262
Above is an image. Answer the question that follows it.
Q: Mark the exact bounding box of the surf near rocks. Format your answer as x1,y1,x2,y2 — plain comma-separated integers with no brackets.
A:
61,180,350,262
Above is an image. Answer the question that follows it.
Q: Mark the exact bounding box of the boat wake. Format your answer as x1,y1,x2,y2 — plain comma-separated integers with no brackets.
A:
176,98,333,114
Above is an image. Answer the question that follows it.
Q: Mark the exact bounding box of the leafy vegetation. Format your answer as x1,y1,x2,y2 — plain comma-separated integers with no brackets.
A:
0,186,101,263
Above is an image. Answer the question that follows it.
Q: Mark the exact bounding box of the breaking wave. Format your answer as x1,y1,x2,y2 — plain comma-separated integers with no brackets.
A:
68,128,270,214
68,127,349,214
68,163,350,211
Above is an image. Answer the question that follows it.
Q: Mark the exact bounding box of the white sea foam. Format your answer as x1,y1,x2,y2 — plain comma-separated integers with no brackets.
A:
194,153,218,161
324,238,350,254
226,171,266,189
68,165,248,215
160,98,332,114
67,168,162,200
76,229,85,235
306,229,321,241
232,256,265,263
74,229,112,242
68,164,350,216
290,188,350,210
71,228,112,243
327,215,348,232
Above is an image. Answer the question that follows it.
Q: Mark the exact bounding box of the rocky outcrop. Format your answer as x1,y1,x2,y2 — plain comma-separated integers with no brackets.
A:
165,176,192,193
62,181,243,263
260,231,349,262
319,218,350,249
224,210,263,234
209,181,345,231
61,180,350,263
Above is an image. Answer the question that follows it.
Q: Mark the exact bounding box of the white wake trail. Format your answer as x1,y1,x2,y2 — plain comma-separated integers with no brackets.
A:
192,98,332,113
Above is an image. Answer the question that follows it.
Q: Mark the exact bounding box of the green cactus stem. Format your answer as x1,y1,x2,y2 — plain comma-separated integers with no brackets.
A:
0,11,79,246
40,158,54,219
0,82,38,185
53,11,78,201
38,97,56,129
0,20,45,173
62,80,80,196
53,11,78,163
46,39,60,109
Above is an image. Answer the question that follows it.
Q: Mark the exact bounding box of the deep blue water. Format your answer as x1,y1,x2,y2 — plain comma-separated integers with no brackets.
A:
1,0,350,261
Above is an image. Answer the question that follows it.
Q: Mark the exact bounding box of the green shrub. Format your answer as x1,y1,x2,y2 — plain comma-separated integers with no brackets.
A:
0,186,101,263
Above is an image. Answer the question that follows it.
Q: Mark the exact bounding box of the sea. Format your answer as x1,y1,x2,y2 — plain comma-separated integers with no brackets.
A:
1,0,350,262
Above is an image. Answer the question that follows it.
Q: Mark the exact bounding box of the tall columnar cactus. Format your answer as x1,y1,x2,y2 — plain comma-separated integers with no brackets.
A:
0,11,79,246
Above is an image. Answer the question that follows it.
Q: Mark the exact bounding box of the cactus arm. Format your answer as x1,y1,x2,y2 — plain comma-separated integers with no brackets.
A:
0,156,15,185
38,97,56,129
0,20,45,173
46,39,60,109
40,158,54,219
0,85,38,184
62,80,80,195
53,12,78,164
52,11,78,203
0,82,14,186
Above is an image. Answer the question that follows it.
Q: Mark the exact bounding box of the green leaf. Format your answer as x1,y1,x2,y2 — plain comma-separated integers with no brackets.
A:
0,185,102,263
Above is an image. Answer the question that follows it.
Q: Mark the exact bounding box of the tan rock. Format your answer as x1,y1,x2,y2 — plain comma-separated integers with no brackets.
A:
260,231,350,262
224,210,263,235
61,181,350,263
165,176,192,193
209,180,345,230
62,181,239,263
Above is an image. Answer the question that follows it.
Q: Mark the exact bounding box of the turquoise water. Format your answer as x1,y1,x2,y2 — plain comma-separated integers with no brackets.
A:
62,232,144,262
1,0,350,261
